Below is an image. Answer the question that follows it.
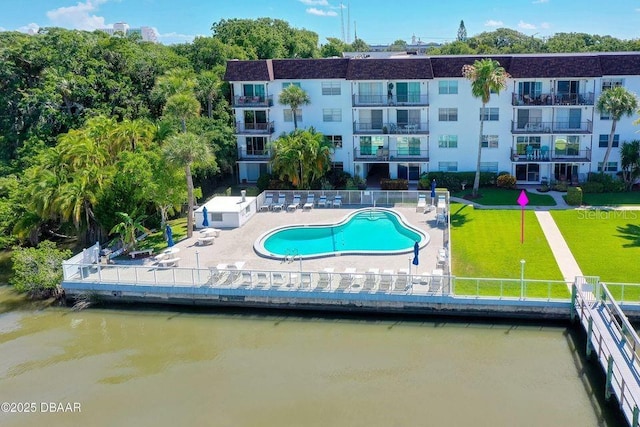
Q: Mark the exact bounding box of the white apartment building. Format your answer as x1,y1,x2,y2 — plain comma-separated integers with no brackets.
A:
224,53,640,185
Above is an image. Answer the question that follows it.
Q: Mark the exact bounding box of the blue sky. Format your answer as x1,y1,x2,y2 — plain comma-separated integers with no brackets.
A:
1,0,640,45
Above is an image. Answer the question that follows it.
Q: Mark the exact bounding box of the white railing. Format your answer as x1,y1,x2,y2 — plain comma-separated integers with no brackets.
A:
453,277,572,301
256,189,449,208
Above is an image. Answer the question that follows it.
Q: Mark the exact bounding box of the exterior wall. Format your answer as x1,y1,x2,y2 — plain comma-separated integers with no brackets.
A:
227,57,640,184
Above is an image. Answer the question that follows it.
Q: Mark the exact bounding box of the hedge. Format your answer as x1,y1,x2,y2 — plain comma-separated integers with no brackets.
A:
566,187,583,206
418,172,497,191
381,179,408,190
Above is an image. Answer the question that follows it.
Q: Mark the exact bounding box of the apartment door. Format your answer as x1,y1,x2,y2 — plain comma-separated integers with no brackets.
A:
515,163,540,182
554,163,578,182
397,163,421,181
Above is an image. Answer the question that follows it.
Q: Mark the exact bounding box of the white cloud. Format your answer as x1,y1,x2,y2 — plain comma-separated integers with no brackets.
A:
155,30,199,45
18,23,40,34
299,0,329,5
46,0,109,31
306,8,338,16
532,0,549,3
518,20,537,30
539,22,550,29
484,20,504,27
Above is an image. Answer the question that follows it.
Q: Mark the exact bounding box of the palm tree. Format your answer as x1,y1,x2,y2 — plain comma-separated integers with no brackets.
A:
196,70,223,119
620,140,640,190
109,211,148,250
162,132,214,238
278,85,310,130
596,86,638,172
110,118,156,152
462,59,510,197
164,93,201,133
270,128,332,189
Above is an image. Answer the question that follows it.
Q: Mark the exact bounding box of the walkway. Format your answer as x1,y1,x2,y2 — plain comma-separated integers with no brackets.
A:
535,211,583,286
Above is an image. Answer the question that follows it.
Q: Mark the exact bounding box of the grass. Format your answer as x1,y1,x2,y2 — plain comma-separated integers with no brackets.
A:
119,217,189,257
582,191,640,206
452,188,556,206
450,203,567,298
551,210,640,301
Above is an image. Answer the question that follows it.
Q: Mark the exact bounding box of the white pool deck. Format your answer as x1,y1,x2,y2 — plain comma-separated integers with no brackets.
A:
119,205,449,278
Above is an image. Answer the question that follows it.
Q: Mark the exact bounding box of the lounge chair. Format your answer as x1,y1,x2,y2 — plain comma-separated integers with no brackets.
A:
238,271,252,287
272,194,285,211
378,270,393,292
271,272,286,287
287,194,301,211
363,269,379,290
255,272,269,288
394,270,409,292
260,193,274,211
332,195,342,208
416,194,427,212
316,270,332,290
338,268,355,290
300,272,313,288
436,212,446,225
317,195,327,208
303,194,315,210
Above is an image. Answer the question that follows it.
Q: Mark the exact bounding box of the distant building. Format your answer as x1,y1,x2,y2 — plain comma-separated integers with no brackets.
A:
99,22,157,42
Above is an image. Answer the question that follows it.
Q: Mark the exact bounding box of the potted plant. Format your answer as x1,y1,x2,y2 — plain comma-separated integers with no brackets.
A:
382,125,388,134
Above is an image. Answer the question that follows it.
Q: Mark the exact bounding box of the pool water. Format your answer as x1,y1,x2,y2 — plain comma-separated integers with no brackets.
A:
258,209,427,258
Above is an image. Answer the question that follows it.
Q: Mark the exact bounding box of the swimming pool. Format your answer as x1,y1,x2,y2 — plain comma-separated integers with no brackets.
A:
254,208,430,259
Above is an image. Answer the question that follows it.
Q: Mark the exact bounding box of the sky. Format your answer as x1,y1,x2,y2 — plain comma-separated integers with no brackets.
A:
1,0,640,45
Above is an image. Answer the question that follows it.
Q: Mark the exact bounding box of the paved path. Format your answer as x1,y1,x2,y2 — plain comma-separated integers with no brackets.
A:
535,211,583,287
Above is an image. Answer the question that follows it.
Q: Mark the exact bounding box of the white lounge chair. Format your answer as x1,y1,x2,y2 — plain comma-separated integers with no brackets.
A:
303,194,315,210
317,195,327,208
260,193,274,211
316,270,332,290
363,268,379,290
332,195,342,208
287,194,301,211
239,271,252,287
300,272,313,288
272,194,286,211
338,268,355,290
416,194,427,212
255,272,269,288
394,270,409,292
272,272,286,287
378,270,393,292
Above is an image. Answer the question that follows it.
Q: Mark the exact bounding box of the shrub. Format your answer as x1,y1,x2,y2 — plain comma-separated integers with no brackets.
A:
346,175,367,190
580,181,604,193
586,172,625,193
566,187,583,206
380,179,408,190
11,241,72,298
496,174,516,189
552,182,568,192
325,170,351,189
418,171,497,191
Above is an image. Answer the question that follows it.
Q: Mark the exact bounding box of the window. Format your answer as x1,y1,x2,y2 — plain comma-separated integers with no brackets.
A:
516,136,541,155
282,82,301,89
480,162,499,173
438,108,458,121
601,79,623,91
482,135,499,148
242,84,266,99
212,213,223,222
438,161,458,172
323,108,342,122
600,111,611,120
245,137,267,155
597,162,618,172
480,107,499,121
359,136,384,155
331,162,344,172
438,135,458,148
321,81,341,95
284,109,302,123
438,80,458,94
397,137,421,156
598,134,620,148
325,135,343,148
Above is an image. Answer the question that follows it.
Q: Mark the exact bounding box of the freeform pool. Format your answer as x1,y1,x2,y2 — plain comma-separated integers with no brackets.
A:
254,208,429,259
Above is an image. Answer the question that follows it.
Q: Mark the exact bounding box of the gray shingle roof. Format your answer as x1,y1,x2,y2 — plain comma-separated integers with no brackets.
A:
508,55,602,78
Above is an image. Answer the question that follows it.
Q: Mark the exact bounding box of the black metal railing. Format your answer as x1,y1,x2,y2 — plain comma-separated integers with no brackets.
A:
352,94,429,106
512,92,594,106
353,121,429,134
511,120,592,134
235,121,275,134
233,95,273,107
353,147,429,161
511,147,591,162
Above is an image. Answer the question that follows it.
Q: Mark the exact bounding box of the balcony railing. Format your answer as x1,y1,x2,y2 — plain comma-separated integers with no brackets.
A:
233,95,273,108
511,92,594,106
235,121,275,134
352,94,429,106
238,148,271,160
353,147,429,161
511,120,592,134
511,147,591,162
353,121,429,135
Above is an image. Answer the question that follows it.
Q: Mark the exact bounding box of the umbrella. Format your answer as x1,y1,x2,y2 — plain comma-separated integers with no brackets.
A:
430,179,437,203
202,206,209,227
166,224,174,247
412,241,420,267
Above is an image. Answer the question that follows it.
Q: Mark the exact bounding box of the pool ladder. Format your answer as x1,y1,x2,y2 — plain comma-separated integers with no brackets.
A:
282,249,299,263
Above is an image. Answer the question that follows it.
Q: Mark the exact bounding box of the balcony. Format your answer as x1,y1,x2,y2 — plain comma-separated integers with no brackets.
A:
354,147,429,162
233,95,273,108
511,147,591,163
235,121,275,135
511,92,594,106
352,94,429,107
511,120,592,134
238,148,271,161
353,121,429,135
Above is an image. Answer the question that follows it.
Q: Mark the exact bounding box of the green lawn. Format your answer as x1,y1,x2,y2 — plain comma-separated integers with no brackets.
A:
582,191,640,207
551,210,640,301
120,217,189,256
450,203,567,298
452,188,556,206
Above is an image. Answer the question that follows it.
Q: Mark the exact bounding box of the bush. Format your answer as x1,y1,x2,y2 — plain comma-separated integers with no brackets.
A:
256,173,272,193
380,179,408,190
11,241,72,298
586,172,625,193
346,175,367,190
496,174,517,189
418,171,497,191
566,187,583,206
552,182,568,192
580,181,604,193
325,170,351,189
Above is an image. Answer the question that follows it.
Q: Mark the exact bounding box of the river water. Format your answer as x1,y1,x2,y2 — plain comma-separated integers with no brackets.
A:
0,286,625,427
